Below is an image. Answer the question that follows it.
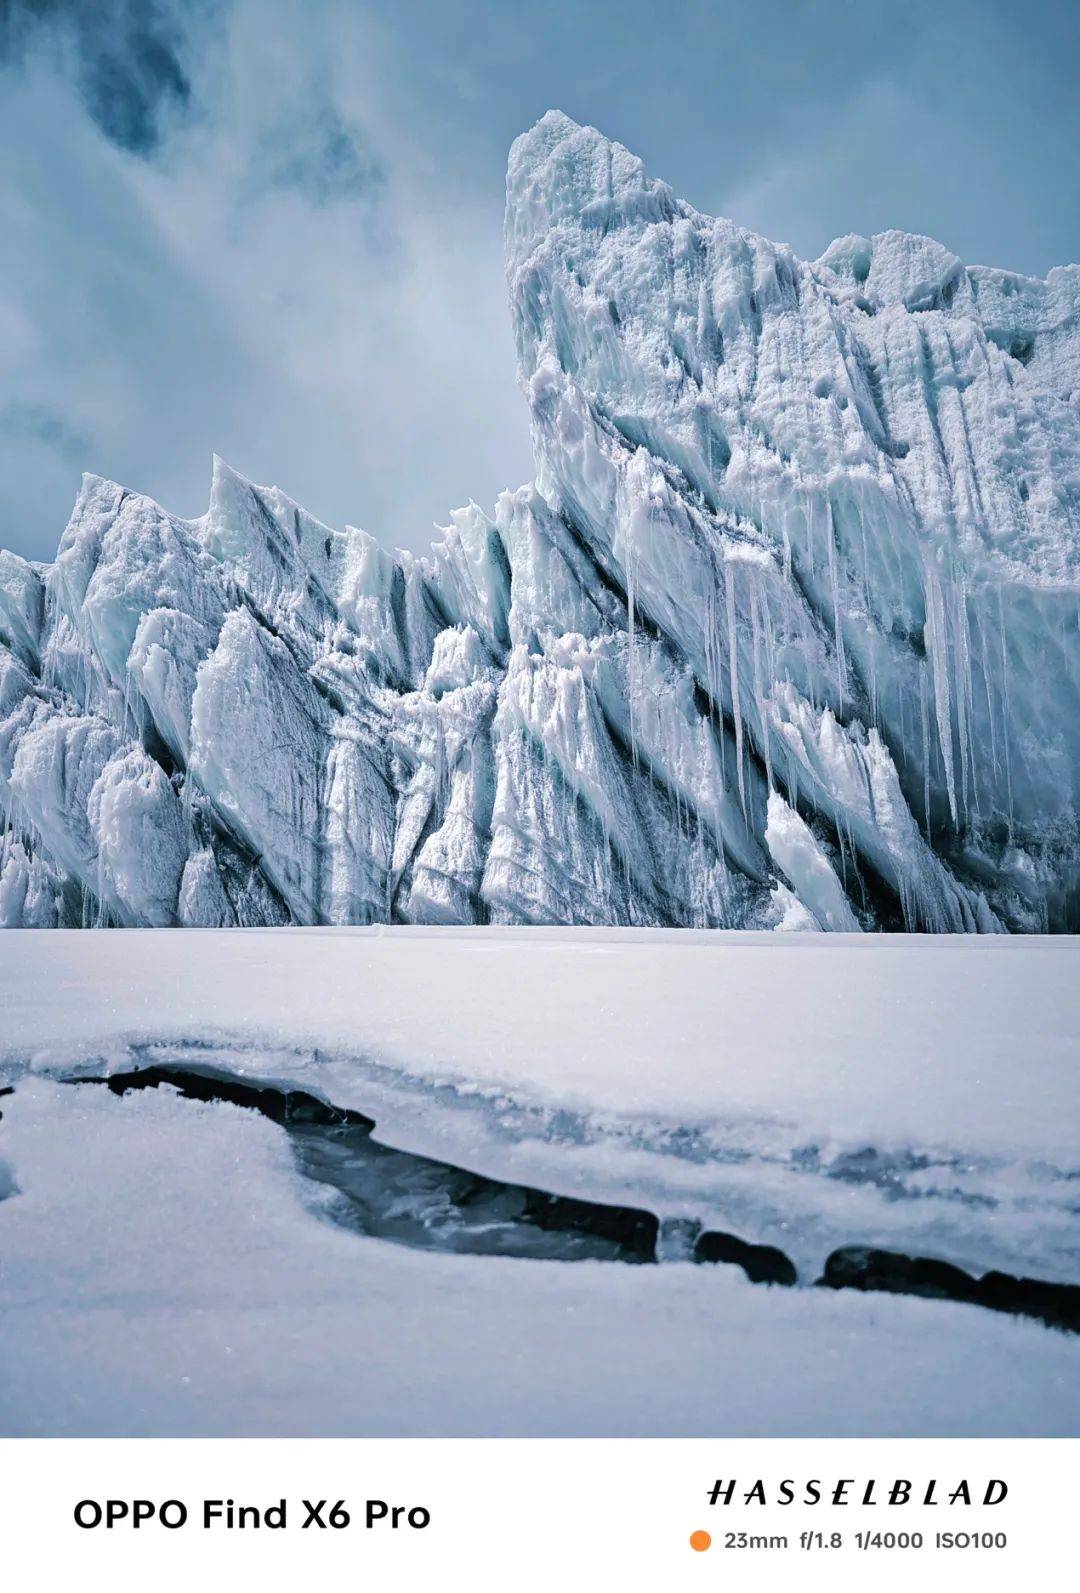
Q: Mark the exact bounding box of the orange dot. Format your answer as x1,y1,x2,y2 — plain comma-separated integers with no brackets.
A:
690,1530,712,1552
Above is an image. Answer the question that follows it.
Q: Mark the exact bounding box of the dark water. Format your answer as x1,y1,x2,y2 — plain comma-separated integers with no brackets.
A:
46,1064,1080,1331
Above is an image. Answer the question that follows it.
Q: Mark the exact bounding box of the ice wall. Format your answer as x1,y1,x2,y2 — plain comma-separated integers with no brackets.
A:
1,112,1077,931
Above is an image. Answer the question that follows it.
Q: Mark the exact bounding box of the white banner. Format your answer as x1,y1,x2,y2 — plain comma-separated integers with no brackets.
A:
0,1437,1071,1591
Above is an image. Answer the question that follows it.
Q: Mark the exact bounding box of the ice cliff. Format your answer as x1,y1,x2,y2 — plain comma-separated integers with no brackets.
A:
2,110,1078,931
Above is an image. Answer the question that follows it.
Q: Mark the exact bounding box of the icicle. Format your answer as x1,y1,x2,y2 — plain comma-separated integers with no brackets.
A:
946,569,980,825
122,666,137,742
923,560,958,827
761,583,778,688
953,587,971,824
96,845,106,927
704,571,728,790
972,602,1000,799
780,505,792,582
894,675,909,780
858,479,873,616
749,580,772,791
626,515,639,770
824,496,847,714
724,561,748,823
956,575,981,822
996,587,1015,838
836,817,849,891
919,668,932,842
702,585,717,709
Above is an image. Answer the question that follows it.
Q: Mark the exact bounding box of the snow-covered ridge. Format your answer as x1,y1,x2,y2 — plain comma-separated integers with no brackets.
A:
1,110,1078,930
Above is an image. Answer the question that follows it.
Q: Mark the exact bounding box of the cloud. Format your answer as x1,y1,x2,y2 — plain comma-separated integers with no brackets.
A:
0,401,90,459
0,0,1077,566
0,0,532,560
1,0,209,155
250,99,384,208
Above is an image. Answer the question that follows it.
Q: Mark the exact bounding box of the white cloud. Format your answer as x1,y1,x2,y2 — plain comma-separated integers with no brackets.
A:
0,0,532,559
2,0,1077,563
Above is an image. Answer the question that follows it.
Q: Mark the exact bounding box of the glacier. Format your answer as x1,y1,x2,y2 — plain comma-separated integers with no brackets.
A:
2,109,1079,933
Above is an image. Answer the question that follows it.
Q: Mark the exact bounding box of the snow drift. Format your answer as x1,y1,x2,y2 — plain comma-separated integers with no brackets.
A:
1,110,1078,931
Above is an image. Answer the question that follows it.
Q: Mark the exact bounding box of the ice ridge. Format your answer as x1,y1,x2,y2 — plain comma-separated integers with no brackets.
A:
1,111,1078,931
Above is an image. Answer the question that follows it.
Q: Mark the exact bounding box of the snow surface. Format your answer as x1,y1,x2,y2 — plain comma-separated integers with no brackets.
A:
2,113,1078,933
1,927,1078,1287
3,1075,1078,1439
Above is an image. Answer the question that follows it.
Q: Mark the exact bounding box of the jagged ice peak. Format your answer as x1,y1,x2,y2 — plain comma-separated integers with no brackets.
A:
1,111,1078,932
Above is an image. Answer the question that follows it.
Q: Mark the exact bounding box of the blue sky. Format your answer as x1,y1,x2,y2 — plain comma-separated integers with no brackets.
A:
2,0,1079,560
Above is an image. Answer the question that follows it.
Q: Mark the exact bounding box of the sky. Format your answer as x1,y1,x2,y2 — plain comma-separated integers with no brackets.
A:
1,0,1079,562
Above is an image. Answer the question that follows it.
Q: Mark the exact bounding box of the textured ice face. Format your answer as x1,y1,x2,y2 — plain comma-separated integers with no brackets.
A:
1,112,1077,931
507,111,1079,930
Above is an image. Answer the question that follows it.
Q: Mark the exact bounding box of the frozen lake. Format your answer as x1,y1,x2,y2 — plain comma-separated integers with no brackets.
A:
0,928,1078,1435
